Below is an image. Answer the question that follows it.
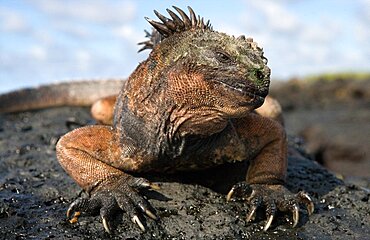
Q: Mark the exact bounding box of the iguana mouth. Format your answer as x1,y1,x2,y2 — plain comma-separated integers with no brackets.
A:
216,79,268,99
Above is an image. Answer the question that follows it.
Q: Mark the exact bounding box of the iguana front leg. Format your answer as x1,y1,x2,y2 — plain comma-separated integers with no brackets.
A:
56,125,159,233
227,114,314,231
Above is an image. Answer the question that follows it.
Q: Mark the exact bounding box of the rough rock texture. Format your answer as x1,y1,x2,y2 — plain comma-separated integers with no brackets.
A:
270,78,370,178
0,107,369,239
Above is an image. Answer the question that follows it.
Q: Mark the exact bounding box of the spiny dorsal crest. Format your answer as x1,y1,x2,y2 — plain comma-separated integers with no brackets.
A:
138,6,264,58
138,6,212,52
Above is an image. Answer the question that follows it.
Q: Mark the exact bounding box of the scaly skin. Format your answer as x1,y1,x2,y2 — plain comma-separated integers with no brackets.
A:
0,79,123,113
1,6,314,233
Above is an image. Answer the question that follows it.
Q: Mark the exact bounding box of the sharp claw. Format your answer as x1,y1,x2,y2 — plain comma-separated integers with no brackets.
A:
133,178,161,190
263,214,274,231
246,205,257,222
66,208,72,218
300,192,315,215
226,188,235,202
132,215,145,231
145,209,158,220
307,201,315,216
102,217,111,234
137,202,158,220
292,204,299,228
67,201,77,218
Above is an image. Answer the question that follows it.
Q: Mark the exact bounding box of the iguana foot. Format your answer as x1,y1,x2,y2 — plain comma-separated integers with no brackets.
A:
66,175,160,233
226,182,314,231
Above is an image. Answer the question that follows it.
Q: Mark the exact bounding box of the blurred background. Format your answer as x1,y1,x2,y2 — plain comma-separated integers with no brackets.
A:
0,0,369,178
1,0,369,92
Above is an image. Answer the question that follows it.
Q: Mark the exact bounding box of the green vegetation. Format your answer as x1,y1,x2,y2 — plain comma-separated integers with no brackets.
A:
304,72,370,82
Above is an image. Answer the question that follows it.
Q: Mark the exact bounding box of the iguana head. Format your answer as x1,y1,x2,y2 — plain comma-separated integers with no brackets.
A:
140,6,270,118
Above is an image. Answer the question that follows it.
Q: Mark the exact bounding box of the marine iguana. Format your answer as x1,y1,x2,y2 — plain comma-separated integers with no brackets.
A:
0,6,313,233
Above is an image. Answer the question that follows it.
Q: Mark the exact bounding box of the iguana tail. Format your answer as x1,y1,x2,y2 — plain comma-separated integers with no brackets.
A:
0,79,124,113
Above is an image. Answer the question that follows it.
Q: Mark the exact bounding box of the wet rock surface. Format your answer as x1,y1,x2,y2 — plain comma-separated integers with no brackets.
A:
0,107,369,239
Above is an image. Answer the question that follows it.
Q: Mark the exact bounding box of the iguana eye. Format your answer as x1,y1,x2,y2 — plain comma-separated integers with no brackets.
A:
215,51,232,63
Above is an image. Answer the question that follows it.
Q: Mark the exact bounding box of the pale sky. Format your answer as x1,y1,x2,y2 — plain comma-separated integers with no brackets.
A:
0,0,369,93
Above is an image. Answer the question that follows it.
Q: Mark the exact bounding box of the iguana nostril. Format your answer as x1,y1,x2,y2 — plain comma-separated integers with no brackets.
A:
255,70,264,80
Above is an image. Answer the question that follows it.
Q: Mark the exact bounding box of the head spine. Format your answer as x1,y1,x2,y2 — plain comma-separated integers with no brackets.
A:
138,5,266,64
138,6,212,52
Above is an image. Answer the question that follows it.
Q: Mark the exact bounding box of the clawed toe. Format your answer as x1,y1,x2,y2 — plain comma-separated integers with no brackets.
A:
67,197,101,224
264,214,274,231
66,194,118,233
66,198,87,218
245,196,262,223
226,182,315,231
65,176,160,233
298,191,315,215
102,216,112,234
114,190,158,232
263,200,276,231
131,215,145,231
226,182,253,202
129,177,161,190
246,203,258,222
291,203,299,228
